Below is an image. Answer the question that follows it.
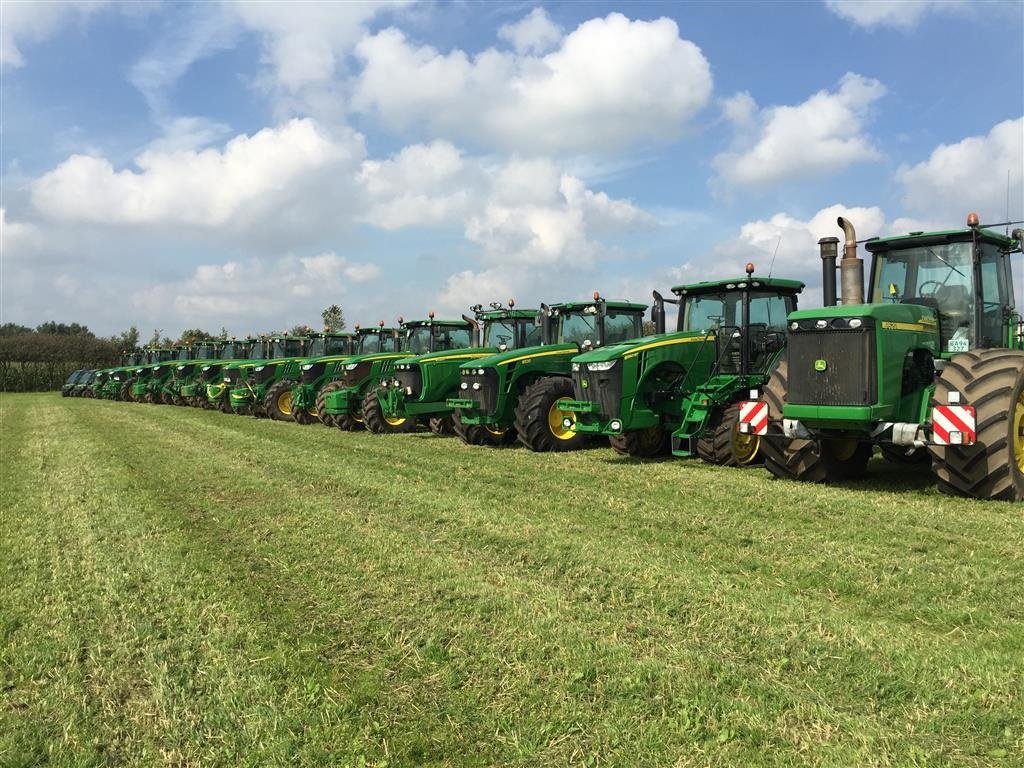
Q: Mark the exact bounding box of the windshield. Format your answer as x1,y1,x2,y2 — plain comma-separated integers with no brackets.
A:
405,327,433,354
358,333,381,354
873,241,975,347
271,339,304,358
604,310,643,344
220,343,241,359
307,338,326,357
405,325,472,354
556,311,598,345
326,336,351,355
483,318,541,349
177,349,190,360
682,291,791,332
196,346,216,360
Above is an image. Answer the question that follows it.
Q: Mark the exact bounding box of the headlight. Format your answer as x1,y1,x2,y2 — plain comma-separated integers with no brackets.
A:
815,320,828,329
176,365,185,371
345,363,359,371
154,367,162,373
848,318,863,329
301,364,313,371
477,368,486,375
202,366,211,371
789,321,799,331
472,383,481,390
460,382,468,390
255,365,265,372
571,363,580,372
223,377,231,383
587,360,617,372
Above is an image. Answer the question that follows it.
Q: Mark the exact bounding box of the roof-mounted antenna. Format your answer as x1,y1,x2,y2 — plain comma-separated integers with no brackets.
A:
767,235,782,278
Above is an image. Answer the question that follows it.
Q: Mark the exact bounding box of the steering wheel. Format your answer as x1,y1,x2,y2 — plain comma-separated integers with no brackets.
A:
917,280,943,297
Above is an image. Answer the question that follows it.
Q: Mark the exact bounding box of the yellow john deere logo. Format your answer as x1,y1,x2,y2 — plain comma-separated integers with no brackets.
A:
581,379,589,389
814,359,828,372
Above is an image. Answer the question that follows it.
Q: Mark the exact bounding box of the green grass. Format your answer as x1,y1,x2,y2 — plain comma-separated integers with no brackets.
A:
1,393,1021,767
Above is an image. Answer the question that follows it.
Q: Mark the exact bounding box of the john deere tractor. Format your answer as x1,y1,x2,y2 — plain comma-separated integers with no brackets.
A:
748,214,1023,501
228,334,310,418
72,369,97,397
563,269,803,462
105,352,146,400
137,346,196,403
162,342,221,405
448,295,648,451
318,322,412,431
377,306,533,436
61,369,86,396
205,338,269,412
288,331,358,425
128,348,176,402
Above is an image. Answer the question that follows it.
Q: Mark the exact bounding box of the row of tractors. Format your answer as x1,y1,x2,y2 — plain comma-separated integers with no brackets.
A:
63,216,1024,501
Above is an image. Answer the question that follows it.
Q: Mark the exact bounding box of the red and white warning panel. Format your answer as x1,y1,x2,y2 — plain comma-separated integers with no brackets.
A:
738,401,768,436
931,405,976,446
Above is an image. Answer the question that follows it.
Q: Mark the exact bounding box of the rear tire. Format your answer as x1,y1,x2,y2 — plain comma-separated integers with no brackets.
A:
452,410,516,447
291,388,317,425
929,349,1024,501
760,360,871,483
119,378,136,402
362,387,417,434
316,381,343,428
609,427,669,458
265,379,297,422
697,402,762,466
515,377,587,453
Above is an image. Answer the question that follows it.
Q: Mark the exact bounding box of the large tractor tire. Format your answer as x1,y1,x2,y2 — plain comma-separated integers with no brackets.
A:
697,402,762,466
119,378,136,402
291,389,319,425
428,416,455,436
265,379,297,422
609,427,669,458
929,349,1024,501
217,395,232,414
362,387,417,434
452,410,516,447
515,376,587,453
316,381,343,428
760,360,872,483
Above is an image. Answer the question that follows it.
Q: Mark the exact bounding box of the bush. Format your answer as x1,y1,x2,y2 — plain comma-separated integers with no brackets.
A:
0,333,122,391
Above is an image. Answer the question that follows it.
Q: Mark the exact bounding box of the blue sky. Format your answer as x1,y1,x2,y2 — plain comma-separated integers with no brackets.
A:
2,0,1022,337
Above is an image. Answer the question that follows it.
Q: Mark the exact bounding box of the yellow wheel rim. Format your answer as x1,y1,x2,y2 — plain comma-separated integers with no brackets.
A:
352,411,364,423
832,439,858,461
277,391,293,416
548,398,576,440
485,425,507,437
1014,389,1024,474
384,414,406,427
308,406,318,416
731,427,760,465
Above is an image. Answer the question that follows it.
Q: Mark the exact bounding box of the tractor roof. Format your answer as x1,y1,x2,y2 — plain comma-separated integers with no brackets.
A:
673,276,804,295
550,300,647,312
477,309,538,321
401,318,472,328
865,226,1015,252
356,326,397,334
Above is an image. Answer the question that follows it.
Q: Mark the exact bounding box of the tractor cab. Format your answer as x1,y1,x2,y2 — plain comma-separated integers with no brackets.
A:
354,325,400,354
268,335,307,360
402,316,473,354
475,302,543,351
542,295,646,350
174,345,193,361
125,352,144,366
305,332,356,358
193,342,219,360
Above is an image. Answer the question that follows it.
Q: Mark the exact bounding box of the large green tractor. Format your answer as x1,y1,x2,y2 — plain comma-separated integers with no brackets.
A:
228,334,311,418
448,295,648,451
186,338,258,408
205,337,271,412
105,352,146,400
74,369,100,397
162,341,221,405
377,306,530,435
61,369,87,396
138,346,196,404
563,270,803,461
747,214,1023,501
318,322,414,431
287,331,358,425
127,348,176,402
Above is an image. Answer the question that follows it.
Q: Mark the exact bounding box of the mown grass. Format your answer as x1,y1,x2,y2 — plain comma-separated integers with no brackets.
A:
1,392,1021,767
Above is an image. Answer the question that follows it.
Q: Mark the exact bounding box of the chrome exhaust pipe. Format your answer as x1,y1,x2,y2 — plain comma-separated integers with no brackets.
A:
837,216,864,305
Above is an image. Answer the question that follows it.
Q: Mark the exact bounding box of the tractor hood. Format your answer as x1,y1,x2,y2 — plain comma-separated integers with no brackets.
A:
397,348,493,367
788,300,940,328
463,342,579,370
573,330,714,365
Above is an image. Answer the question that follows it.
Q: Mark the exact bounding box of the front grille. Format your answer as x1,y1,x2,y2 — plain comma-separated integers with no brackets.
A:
462,370,498,414
787,327,876,406
225,369,240,385
572,366,623,419
395,367,422,397
253,365,275,385
341,361,371,386
302,362,326,384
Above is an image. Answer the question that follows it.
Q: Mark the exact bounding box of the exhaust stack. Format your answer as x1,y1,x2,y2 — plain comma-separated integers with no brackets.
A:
837,216,864,305
818,236,839,307
652,290,666,334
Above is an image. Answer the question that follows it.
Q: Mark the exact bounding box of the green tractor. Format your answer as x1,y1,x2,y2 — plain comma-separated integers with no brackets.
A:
318,321,414,431
61,369,87,396
228,334,311,418
127,347,176,402
287,331,359,425
747,214,1023,501
205,337,271,412
447,294,648,451
71,369,98,397
562,269,803,461
162,341,222,405
105,351,147,400
186,337,258,408
139,346,195,404
377,305,532,435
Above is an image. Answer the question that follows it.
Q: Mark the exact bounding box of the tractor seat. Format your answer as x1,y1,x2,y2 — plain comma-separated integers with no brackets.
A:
934,284,971,319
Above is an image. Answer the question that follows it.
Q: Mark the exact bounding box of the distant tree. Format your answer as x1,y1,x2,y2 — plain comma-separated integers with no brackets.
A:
111,325,140,351
321,304,346,332
36,321,93,336
147,328,163,347
218,326,229,340
0,322,34,336
288,324,314,337
178,328,216,345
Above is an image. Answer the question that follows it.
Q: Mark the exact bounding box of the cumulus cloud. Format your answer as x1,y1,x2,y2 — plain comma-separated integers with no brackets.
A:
352,12,712,154
0,0,110,67
497,7,563,55
31,118,365,246
825,0,967,29
897,116,1023,225
713,73,886,188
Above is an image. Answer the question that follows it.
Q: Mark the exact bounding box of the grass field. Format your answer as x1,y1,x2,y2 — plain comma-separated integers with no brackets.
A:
1,393,1021,767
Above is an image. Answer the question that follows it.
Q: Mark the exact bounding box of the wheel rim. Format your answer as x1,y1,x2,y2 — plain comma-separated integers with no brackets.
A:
548,398,576,440
383,414,406,426
484,425,508,437
638,427,665,454
831,439,858,461
277,391,293,415
731,426,760,465
1014,388,1024,474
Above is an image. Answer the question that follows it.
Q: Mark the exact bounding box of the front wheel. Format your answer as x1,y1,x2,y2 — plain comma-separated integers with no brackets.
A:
362,387,417,434
609,426,669,458
514,377,587,453
452,410,517,447
428,416,455,436
697,402,762,466
265,380,297,422
291,388,318,425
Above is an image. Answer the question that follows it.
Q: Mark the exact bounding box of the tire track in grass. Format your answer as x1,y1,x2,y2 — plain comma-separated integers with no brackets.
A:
73,400,1024,765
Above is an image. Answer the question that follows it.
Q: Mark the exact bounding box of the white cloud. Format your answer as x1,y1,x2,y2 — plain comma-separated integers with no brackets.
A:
0,0,110,67
825,1,967,30
497,7,562,55
713,73,886,188
30,119,365,245
352,12,712,154
720,91,757,127
897,116,1024,225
